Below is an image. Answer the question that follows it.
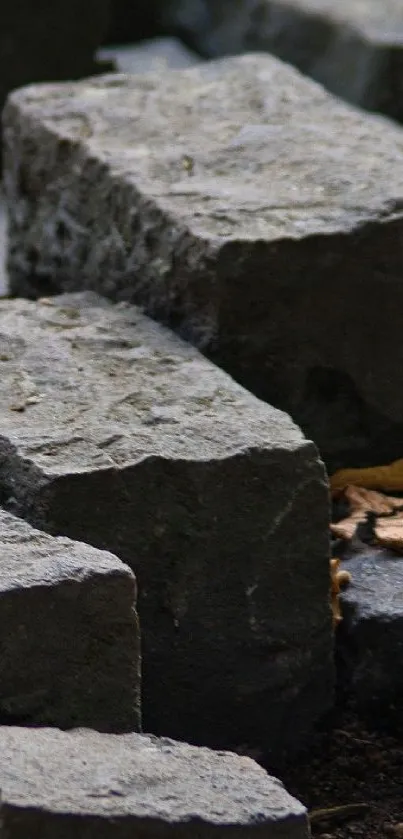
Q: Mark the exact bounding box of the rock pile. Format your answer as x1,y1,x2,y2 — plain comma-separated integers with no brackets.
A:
4,53,403,469
0,290,332,757
2,17,403,836
0,508,140,731
108,0,403,123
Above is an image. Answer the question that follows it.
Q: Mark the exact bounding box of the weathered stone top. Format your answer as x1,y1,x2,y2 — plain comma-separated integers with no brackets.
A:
7,54,403,240
277,0,403,39
0,726,306,825
0,507,133,590
0,292,305,477
341,549,403,621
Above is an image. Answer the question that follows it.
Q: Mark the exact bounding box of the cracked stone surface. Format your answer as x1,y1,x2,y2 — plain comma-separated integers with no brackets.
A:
0,291,331,763
339,547,403,719
0,726,309,838
0,507,140,731
161,0,403,122
4,54,403,470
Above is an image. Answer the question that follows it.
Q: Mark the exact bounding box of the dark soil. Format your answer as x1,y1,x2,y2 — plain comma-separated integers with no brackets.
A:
280,709,403,839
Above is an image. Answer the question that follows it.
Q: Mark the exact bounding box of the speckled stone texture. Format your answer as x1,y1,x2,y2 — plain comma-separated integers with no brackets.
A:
339,547,403,720
97,36,202,74
0,291,331,764
0,508,140,730
161,0,403,122
0,727,309,839
4,54,403,470
0,187,8,296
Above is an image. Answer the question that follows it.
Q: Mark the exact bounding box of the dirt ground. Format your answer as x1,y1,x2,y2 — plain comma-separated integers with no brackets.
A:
279,487,403,838
280,707,403,839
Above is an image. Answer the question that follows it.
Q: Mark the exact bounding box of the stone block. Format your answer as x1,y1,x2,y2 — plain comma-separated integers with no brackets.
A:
4,54,403,469
0,726,309,838
339,548,403,720
97,36,202,74
0,291,331,764
161,0,403,122
0,508,140,730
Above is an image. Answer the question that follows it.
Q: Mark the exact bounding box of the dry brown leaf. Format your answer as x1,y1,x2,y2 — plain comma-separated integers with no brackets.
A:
330,485,403,541
330,459,403,494
330,558,352,625
374,516,403,553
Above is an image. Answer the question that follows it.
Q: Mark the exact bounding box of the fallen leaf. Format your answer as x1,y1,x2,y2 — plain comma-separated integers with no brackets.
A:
374,516,403,553
330,485,403,541
330,459,403,494
330,558,352,625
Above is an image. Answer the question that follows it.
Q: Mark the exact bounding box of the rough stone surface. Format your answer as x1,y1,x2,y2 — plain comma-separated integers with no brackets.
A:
4,54,403,470
0,726,309,838
0,507,140,731
0,291,331,763
339,547,403,718
98,36,202,74
160,0,403,122
0,1,110,164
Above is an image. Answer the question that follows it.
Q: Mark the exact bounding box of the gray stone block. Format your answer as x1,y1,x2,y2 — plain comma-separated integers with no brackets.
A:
0,726,309,839
0,291,331,764
4,54,403,470
339,548,403,717
161,0,403,122
0,508,140,731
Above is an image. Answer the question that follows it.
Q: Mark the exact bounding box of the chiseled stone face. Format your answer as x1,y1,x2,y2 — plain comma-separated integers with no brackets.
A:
0,726,309,839
0,292,331,764
0,506,140,731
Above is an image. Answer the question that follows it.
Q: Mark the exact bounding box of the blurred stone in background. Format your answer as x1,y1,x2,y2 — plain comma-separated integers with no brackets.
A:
98,37,201,74
0,188,7,296
157,0,403,124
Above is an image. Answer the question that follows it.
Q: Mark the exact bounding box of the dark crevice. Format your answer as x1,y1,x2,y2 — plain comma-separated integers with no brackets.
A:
9,271,60,300
0,709,37,727
209,353,403,474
